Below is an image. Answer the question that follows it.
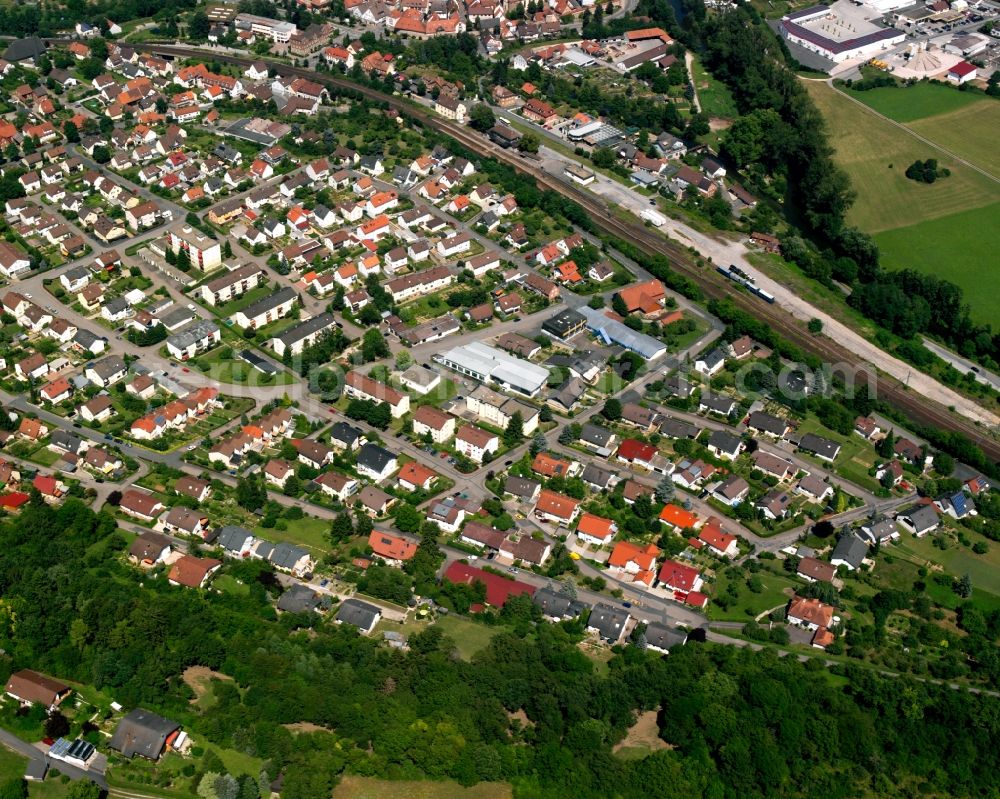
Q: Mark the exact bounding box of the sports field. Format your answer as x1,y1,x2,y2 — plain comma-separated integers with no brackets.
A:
804,81,1000,322
846,82,983,123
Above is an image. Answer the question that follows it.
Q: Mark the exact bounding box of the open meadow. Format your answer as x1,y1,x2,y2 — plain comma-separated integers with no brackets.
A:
805,80,1000,323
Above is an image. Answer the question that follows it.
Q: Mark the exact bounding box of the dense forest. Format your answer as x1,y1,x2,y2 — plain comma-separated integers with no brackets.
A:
1,499,998,798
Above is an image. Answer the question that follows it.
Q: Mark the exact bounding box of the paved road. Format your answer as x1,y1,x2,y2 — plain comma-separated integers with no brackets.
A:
922,337,1000,391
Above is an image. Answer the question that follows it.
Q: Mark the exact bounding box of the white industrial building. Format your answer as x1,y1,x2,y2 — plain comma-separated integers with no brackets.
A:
780,4,905,63
433,342,550,397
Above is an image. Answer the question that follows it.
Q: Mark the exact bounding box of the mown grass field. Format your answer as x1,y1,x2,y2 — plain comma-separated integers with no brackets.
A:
805,80,1000,323
874,202,1000,324
907,101,1000,179
845,82,984,123
333,776,512,799
804,81,1000,233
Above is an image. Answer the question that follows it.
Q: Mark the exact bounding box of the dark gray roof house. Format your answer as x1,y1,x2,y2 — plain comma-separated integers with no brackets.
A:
3,36,46,64
357,442,396,475
504,475,540,501
860,517,898,545
335,598,381,633
50,430,86,455
659,418,700,440
579,423,615,450
897,503,940,536
587,603,631,644
109,709,179,760
663,373,693,399
643,622,687,654
215,525,254,555
798,433,841,462
532,587,589,620
830,532,867,571
330,421,363,450
276,583,328,614
747,411,789,438
267,542,310,572
699,393,736,417
707,430,743,460
581,463,616,490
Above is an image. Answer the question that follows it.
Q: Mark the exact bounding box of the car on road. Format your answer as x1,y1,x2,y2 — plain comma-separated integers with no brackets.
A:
73,422,81,428
508,567,519,575
649,199,656,205
104,434,112,441
622,601,632,608
504,460,513,466
186,443,197,451
182,367,190,373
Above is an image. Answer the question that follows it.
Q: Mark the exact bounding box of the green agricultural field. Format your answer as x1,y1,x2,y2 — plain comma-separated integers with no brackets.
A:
874,202,1000,323
804,81,1000,233
907,101,1000,179
894,532,1000,603
845,82,984,123
805,81,1000,323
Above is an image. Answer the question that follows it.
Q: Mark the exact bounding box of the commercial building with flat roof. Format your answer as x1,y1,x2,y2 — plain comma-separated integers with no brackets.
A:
780,4,905,63
578,306,666,360
434,341,550,397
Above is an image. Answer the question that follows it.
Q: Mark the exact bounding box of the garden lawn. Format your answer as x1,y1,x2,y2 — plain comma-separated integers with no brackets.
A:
254,514,330,553
434,615,500,660
709,568,799,622
794,416,878,494
845,82,984,123
893,533,1000,604
192,348,297,387
0,745,26,783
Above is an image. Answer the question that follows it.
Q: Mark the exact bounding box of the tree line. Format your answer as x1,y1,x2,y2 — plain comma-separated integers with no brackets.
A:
1,499,998,798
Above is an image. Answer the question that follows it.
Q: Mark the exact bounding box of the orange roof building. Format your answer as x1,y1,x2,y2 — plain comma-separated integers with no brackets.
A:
397,461,437,490
659,503,700,531
616,279,666,314
576,513,616,545
368,530,418,562
534,489,580,525
531,451,574,478
698,517,737,557
608,541,660,586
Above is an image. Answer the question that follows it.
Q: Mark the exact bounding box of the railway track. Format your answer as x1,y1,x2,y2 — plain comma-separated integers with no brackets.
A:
118,43,999,462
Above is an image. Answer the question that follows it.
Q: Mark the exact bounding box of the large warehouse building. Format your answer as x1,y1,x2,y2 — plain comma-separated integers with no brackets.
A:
433,342,550,398
779,5,905,63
